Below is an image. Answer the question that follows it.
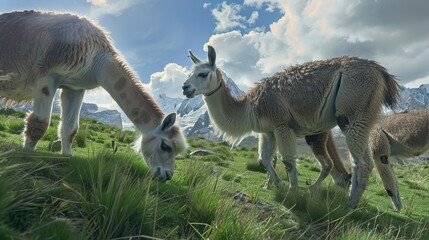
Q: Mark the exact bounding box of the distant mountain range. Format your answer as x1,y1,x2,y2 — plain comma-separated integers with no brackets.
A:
395,84,429,111
1,74,428,145
0,94,123,129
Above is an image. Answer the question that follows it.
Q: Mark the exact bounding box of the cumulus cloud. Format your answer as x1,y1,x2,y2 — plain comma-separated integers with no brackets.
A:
212,2,246,32
144,0,429,98
206,30,289,89
211,2,263,33
87,0,137,18
204,0,429,89
144,63,189,99
247,11,259,24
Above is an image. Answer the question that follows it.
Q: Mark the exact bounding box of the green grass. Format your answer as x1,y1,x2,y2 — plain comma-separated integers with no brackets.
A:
0,108,429,239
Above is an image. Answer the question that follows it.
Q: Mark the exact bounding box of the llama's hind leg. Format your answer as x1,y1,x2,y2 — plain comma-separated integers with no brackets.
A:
23,80,57,150
305,132,333,189
326,131,352,188
338,116,374,209
374,155,401,211
259,132,285,190
59,88,85,156
274,125,299,189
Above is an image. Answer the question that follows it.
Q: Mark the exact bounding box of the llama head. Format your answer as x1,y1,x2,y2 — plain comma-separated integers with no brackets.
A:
182,45,220,98
136,113,187,181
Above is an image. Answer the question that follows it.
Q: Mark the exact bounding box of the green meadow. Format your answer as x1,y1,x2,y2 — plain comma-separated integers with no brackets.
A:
0,108,428,239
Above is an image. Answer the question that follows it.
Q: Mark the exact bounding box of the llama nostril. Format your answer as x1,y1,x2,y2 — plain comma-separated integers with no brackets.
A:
182,85,189,91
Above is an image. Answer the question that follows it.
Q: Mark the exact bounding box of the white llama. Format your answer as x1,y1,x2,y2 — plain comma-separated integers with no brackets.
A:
0,10,187,181
182,46,399,209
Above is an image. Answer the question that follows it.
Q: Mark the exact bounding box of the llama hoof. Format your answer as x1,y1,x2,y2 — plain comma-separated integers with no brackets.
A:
346,200,358,210
50,140,61,152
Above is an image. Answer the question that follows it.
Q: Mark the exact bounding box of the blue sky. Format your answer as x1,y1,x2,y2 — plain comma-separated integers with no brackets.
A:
1,0,429,110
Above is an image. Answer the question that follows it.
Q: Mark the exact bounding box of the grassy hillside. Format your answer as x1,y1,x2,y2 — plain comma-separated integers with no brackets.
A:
0,108,428,239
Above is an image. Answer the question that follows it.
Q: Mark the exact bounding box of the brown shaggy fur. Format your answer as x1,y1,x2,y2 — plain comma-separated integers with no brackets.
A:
24,113,49,141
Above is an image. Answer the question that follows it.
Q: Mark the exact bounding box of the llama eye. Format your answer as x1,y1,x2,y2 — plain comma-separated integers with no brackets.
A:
161,141,172,153
198,72,208,78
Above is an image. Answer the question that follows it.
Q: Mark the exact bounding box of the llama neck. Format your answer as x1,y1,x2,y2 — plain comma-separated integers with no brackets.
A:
204,78,254,142
95,54,164,134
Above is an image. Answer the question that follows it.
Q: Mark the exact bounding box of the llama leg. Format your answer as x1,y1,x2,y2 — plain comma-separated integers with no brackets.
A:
59,88,85,156
259,132,285,190
274,125,298,188
374,155,401,211
264,155,278,189
326,131,352,188
23,81,57,150
305,132,333,189
338,116,374,209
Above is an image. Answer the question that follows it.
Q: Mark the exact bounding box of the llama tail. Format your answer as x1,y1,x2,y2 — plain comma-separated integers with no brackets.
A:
380,67,400,108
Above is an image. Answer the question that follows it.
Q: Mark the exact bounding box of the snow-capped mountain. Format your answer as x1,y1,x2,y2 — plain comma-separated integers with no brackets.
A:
395,84,429,110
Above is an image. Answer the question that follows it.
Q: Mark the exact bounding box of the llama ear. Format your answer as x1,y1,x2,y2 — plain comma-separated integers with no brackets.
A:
381,128,408,156
188,50,202,64
160,113,176,131
208,45,216,68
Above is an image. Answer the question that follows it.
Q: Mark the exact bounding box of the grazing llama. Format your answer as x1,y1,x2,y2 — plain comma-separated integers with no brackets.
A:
182,46,399,209
0,10,187,181
370,109,429,211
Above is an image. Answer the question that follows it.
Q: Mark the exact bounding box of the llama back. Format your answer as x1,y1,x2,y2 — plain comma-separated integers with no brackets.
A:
380,110,429,151
246,56,399,130
0,10,114,81
247,57,343,125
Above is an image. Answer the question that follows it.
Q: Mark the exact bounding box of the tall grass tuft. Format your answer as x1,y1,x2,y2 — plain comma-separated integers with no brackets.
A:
0,148,84,239
200,203,273,240
64,152,157,240
74,124,89,148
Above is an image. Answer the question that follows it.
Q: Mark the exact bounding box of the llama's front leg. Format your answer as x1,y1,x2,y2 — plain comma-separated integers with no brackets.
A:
59,88,85,156
274,125,299,189
374,155,401,211
24,81,57,150
259,132,285,191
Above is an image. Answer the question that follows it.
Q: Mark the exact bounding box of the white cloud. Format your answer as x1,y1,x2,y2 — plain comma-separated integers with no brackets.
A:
87,0,137,18
203,2,211,9
205,30,289,90
212,2,246,33
144,63,189,99
87,0,106,6
247,11,259,24
204,0,429,88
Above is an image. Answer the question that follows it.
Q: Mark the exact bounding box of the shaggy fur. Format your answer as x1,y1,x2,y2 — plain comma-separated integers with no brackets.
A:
370,109,429,211
24,112,49,146
183,46,399,209
0,10,187,181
